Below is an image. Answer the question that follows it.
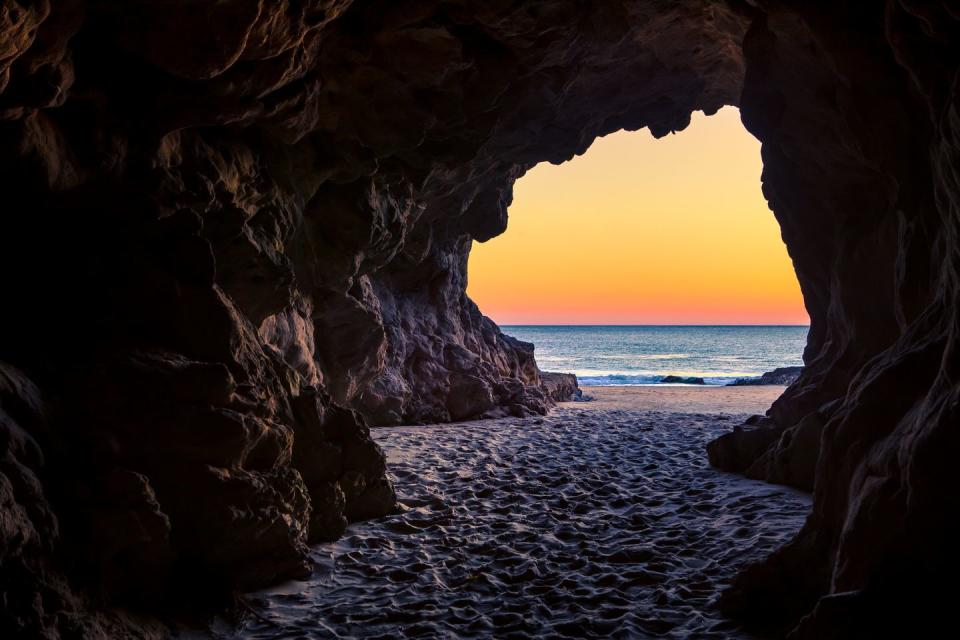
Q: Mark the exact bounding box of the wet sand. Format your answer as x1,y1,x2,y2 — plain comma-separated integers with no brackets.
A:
212,386,809,639
576,385,786,414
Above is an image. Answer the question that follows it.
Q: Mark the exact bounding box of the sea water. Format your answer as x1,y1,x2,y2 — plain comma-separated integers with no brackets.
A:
502,325,808,386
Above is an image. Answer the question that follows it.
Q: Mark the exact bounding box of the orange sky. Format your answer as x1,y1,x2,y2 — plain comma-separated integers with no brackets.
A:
466,107,808,325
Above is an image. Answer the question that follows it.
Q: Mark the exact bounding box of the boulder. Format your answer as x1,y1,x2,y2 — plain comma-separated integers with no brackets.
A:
539,372,582,402
661,375,707,385
729,366,804,386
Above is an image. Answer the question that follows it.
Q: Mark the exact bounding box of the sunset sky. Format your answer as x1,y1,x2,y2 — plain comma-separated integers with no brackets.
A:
467,107,808,325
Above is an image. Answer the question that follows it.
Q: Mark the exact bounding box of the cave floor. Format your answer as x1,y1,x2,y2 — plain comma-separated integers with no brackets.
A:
205,387,809,639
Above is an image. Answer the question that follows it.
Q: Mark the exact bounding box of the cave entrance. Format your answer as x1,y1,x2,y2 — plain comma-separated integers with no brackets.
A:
468,106,808,390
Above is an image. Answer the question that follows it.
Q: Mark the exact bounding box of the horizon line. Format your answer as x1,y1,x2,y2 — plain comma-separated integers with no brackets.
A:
498,323,811,327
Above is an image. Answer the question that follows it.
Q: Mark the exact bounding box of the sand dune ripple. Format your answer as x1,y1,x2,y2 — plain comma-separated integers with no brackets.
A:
216,396,810,639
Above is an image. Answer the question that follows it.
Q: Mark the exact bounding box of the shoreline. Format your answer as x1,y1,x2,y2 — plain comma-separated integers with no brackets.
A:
571,384,786,415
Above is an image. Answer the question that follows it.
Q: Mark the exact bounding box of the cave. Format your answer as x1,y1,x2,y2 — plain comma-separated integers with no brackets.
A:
1,1,958,638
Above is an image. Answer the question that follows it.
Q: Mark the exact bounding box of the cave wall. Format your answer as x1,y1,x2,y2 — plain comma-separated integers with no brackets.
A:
0,1,747,636
709,2,960,638
1,0,958,638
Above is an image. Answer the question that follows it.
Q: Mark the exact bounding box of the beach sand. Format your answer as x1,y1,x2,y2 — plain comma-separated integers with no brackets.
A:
215,386,810,639
577,384,786,414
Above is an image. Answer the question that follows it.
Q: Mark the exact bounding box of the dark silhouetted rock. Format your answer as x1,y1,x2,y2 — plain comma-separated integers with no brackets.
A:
661,375,707,385
707,422,786,474
729,366,804,386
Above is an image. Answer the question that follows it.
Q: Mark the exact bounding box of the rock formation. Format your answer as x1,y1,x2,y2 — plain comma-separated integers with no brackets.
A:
728,366,803,386
661,375,707,385
539,371,583,403
706,4,960,637
1,0,958,638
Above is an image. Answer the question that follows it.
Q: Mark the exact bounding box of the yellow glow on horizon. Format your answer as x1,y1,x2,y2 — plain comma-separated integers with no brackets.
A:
467,107,808,325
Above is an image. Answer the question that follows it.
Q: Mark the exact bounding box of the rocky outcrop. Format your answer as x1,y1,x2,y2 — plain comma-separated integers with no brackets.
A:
661,375,707,385
728,366,803,386
539,372,582,403
1,0,958,638
708,411,820,492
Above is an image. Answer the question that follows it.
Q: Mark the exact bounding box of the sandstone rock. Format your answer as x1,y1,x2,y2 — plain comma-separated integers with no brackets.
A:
539,372,582,402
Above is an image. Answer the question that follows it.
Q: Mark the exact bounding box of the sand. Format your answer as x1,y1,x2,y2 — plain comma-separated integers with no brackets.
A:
575,385,786,414
209,386,810,639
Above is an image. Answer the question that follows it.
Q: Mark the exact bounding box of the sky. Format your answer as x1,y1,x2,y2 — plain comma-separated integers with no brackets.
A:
466,107,808,326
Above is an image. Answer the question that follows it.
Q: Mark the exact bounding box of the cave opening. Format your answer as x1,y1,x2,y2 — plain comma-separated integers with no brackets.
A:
468,106,809,391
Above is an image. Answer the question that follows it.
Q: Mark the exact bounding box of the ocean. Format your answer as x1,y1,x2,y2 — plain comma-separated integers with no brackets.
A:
502,325,808,386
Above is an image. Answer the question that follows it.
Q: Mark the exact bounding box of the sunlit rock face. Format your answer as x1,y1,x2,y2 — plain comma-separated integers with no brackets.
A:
0,0,956,637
